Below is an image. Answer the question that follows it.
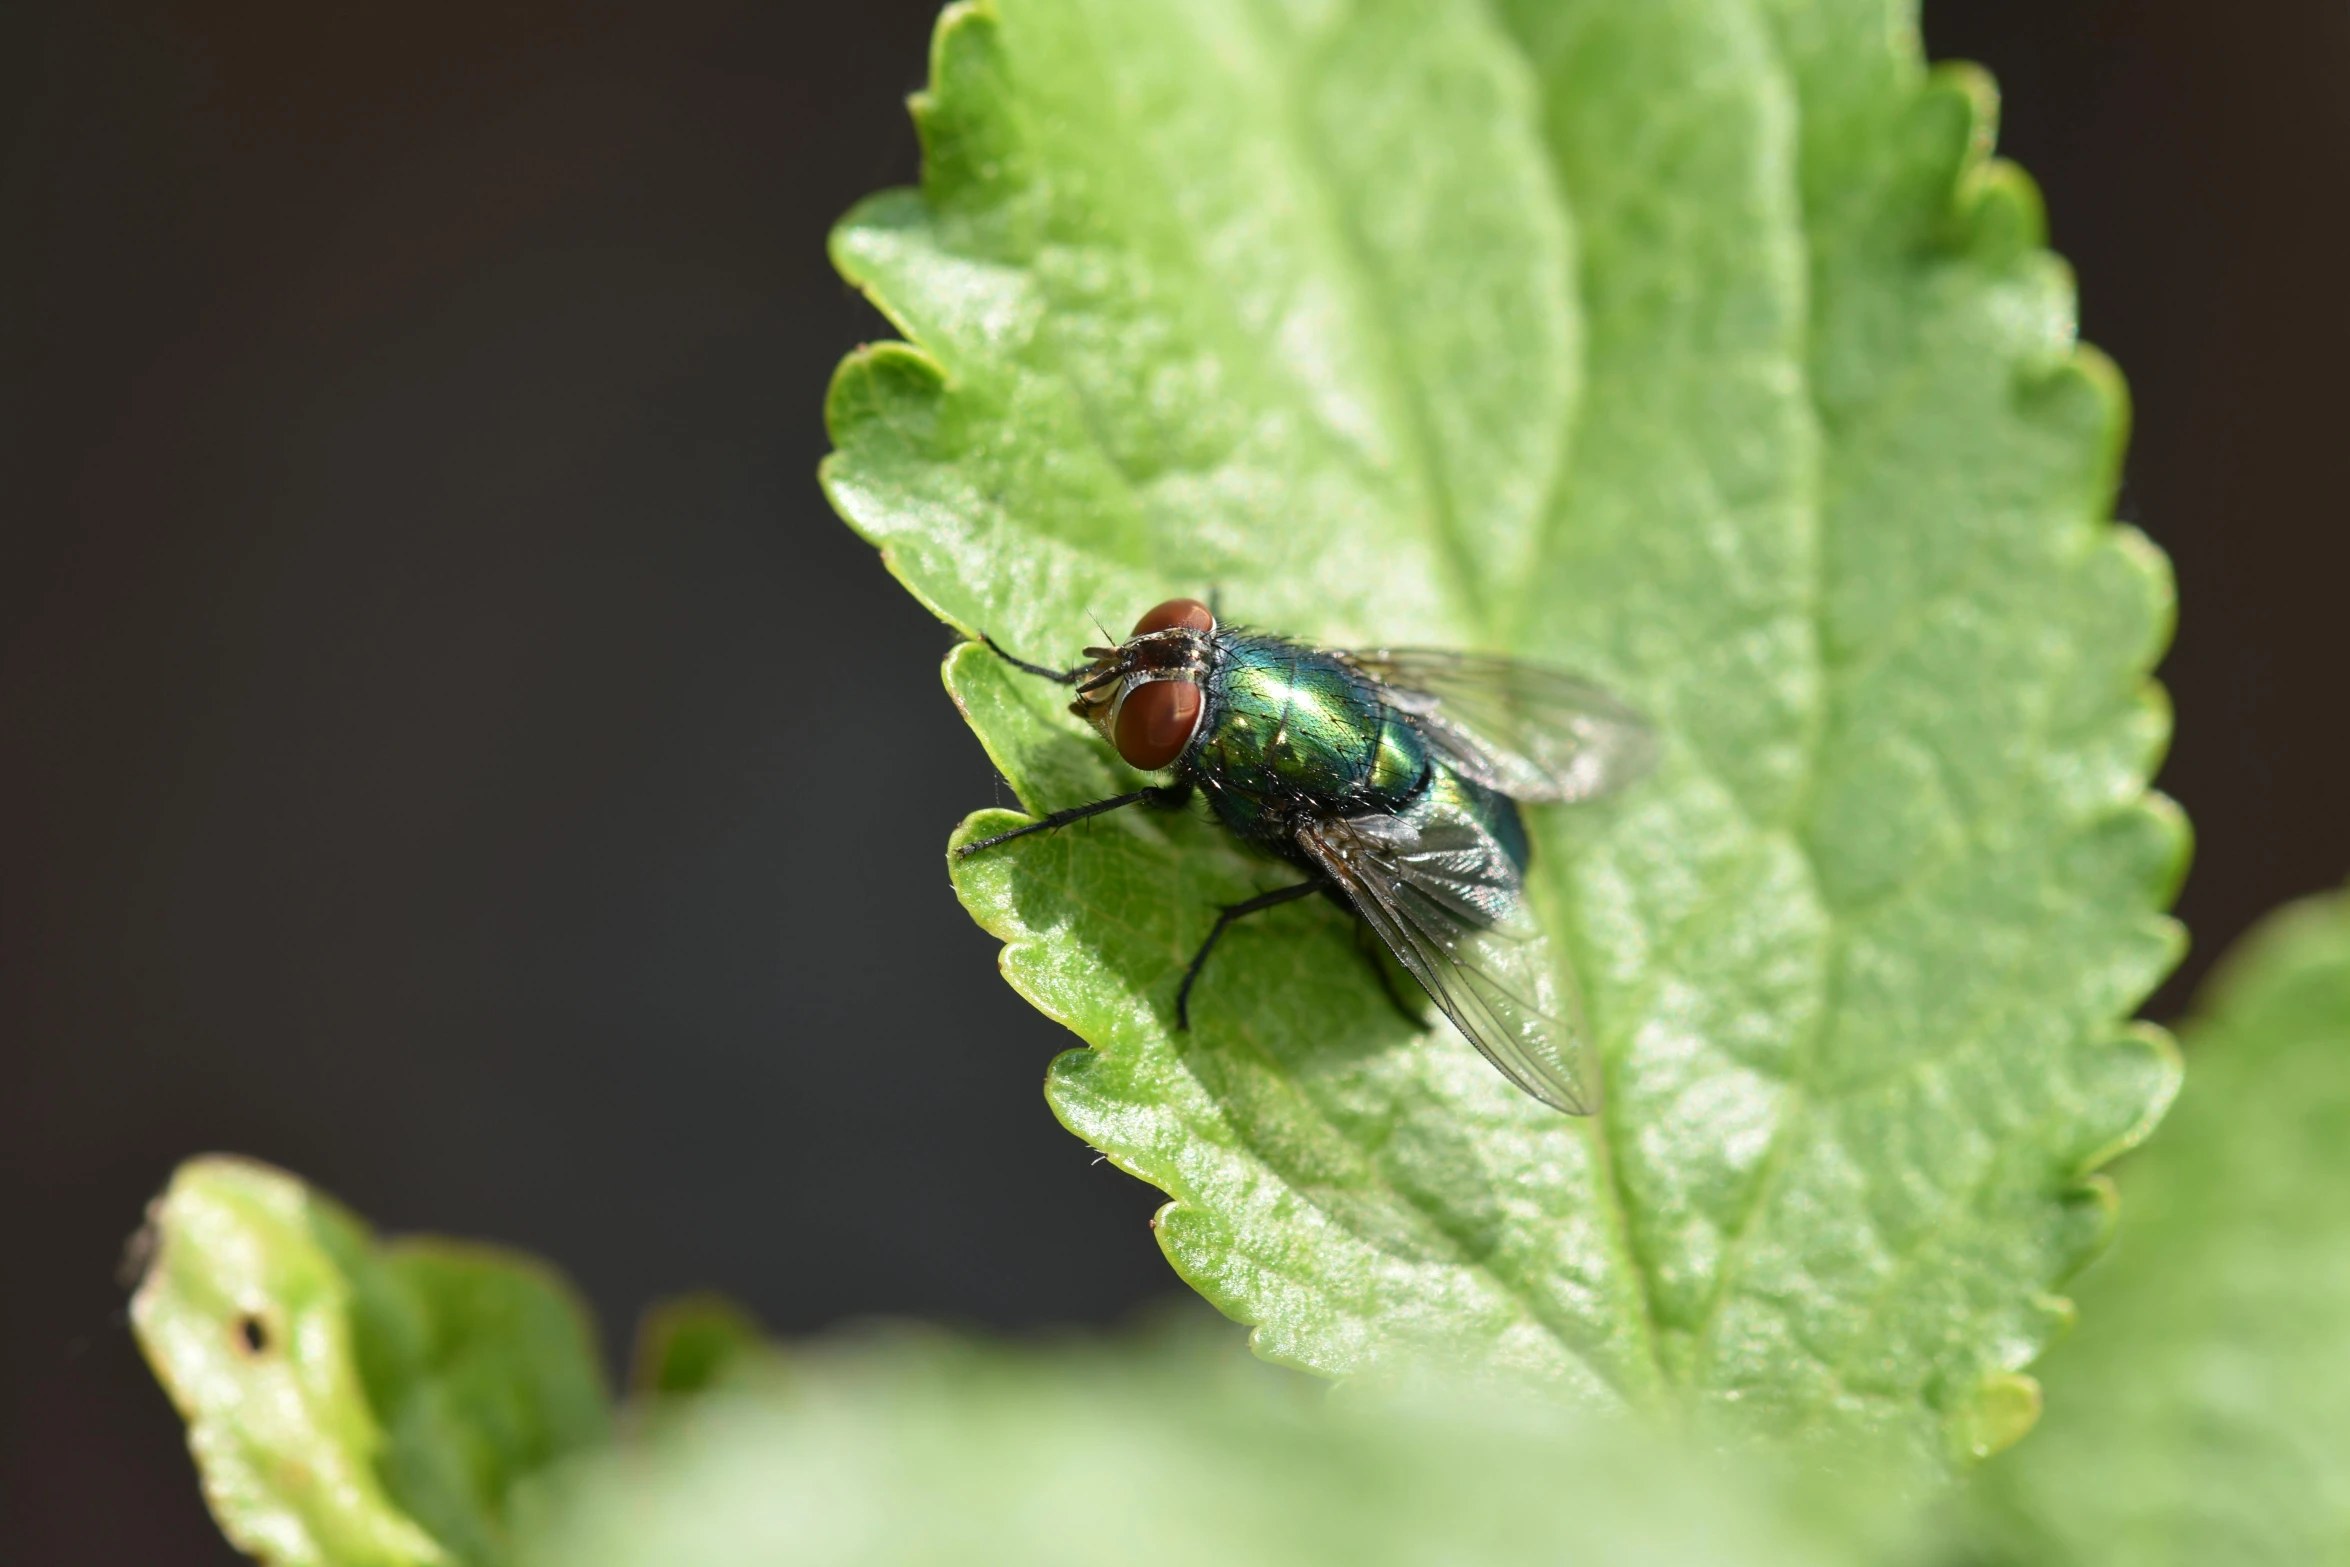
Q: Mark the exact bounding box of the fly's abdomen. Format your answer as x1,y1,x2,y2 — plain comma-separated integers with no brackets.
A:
1415,764,1533,884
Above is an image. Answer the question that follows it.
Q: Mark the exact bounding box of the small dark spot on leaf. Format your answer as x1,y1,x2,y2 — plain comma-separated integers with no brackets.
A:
236,1315,270,1355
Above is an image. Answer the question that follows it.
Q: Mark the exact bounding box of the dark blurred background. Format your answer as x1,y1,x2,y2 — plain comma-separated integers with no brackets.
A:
3,1,2344,1559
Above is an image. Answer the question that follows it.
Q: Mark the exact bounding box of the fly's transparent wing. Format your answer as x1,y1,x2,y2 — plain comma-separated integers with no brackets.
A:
1296,810,1596,1115
1350,649,1656,804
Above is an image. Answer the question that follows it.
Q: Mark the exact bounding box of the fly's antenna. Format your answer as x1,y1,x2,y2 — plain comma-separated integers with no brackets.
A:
1087,608,1114,644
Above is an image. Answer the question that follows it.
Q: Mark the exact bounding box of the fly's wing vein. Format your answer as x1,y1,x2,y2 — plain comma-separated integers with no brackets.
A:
1296,813,1596,1115
1350,650,1656,805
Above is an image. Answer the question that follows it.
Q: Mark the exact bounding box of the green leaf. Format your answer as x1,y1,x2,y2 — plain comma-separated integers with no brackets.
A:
512,1326,1912,1567
823,0,2184,1464
1964,881,2350,1563
630,1293,774,1399
130,1156,611,1567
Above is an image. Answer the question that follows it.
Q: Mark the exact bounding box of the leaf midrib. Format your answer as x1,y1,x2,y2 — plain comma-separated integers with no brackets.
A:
1233,0,1833,1409
1270,7,1674,1402
1540,4,1835,1409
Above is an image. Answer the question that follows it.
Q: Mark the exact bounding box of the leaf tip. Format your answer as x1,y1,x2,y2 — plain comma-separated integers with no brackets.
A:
940,634,999,698
947,808,1032,886
1925,59,2002,167
2055,1171,2125,1277
908,0,1018,210
2075,1023,2187,1179
826,187,930,296
1954,157,2047,262
823,338,950,449
2135,789,2196,912
631,1293,773,1399
1949,1371,2043,1464
2064,338,2133,430
1135,1201,1320,1379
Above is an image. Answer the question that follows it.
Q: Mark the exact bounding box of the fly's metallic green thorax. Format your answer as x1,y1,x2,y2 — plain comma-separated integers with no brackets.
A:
1167,629,1537,907
1190,633,1434,843
966,600,1658,1116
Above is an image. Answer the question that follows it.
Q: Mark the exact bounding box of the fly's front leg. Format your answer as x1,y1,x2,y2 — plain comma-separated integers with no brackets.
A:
958,780,1193,859
980,634,1089,685
1175,876,1330,1030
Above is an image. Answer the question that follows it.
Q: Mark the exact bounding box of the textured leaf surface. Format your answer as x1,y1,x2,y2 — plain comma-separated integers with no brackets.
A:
1966,882,2350,1563
514,1327,1907,1567
824,0,2184,1462
130,1157,610,1567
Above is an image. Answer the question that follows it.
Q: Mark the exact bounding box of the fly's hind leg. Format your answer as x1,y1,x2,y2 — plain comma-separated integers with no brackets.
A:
1175,877,1328,1030
1353,920,1426,1028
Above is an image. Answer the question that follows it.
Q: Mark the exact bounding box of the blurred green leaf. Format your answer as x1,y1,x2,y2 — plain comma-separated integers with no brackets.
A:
630,1293,774,1399
513,1326,1915,1567
130,1157,610,1567
1966,882,2350,1562
824,0,2182,1462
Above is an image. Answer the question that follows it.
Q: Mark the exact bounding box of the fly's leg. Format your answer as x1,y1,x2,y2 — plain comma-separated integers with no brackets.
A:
980,634,1088,685
1175,877,1329,1030
958,781,1193,858
1353,920,1425,1028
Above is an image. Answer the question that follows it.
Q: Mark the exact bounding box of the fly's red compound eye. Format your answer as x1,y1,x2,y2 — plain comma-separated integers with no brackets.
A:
1131,597,1214,636
1114,680,1203,770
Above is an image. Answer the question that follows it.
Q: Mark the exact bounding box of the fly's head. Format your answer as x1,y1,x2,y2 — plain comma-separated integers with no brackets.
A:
1072,598,1217,771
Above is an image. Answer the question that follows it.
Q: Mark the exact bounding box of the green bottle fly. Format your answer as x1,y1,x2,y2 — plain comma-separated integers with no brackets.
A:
965,599,1654,1115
